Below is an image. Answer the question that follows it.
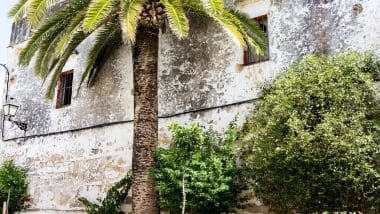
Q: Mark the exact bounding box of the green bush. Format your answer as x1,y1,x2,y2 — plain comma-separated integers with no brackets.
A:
240,52,380,213
78,172,132,214
0,161,29,213
153,123,247,213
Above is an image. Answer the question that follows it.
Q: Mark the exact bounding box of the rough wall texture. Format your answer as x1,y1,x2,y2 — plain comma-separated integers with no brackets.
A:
1,0,380,213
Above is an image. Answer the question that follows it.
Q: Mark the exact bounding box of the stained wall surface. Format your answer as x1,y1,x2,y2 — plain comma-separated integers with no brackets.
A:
1,0,380,213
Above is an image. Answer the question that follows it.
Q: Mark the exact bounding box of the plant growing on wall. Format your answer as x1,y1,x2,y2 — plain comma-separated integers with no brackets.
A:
78,172,132,214
9,1,265,212
0,161,29,213
153,123,247,213
239,52,380,213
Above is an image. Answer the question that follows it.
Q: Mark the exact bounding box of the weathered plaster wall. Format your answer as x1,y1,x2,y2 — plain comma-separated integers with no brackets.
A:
5,38,134,139
1,0,380,213
0,123,133,213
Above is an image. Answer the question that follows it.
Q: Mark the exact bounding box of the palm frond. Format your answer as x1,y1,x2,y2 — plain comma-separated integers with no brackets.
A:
83,0,117,33
78,22,122,93
183,0,207,15
19,20,65,66
34,38,54,77
19,0,90,66
46,31,90,99
224,10,266,54
87,31,122,86
210,13,247,48
161,0,189,38
8,0,29,23
120,0,147,43
200,0,223,14
37,36,60,79
55,10,86,56
27,0,60,27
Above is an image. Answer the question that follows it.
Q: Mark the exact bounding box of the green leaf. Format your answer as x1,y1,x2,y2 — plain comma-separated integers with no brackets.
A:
8,0,29,23
161,0,189,38
78,22,122,93
83,0,117,33
200,0,224,14
55,10,86,57
120,0,147,43
27,0,60,27
46,31,90,99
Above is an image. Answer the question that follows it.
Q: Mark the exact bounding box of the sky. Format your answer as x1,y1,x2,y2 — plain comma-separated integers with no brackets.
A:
0,0,15,64
0,0,15,106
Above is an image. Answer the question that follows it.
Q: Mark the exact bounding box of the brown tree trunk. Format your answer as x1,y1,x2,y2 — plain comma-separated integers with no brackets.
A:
132,25,160,214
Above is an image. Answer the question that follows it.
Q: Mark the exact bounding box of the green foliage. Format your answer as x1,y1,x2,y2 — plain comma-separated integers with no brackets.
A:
161,0,189,38
240,52,380,213
153,123,247,213
0,161,29,213
78,172,132,214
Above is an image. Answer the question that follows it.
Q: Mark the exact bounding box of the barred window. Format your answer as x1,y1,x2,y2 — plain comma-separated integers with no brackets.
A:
56,70,73,108
244,15,269,65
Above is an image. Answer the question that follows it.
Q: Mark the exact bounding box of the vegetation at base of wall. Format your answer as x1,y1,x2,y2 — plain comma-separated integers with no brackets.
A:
239,52,380,213
0,161,29,213
153,122,247,213
78,172,132,214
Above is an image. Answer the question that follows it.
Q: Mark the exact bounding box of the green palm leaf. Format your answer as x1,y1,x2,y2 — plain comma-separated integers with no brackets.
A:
19,19,66,66
19,0,90,66
8,0,29,23
83,0,117,33
27,0,59,27
183,0,206,15
161,0,189,38
46,31,90,99
37,36,61,80
200,0,224,14
210,13,247,48
55,10,86,56
78,22,122,92
34,37,55,77
120,0,147,43
224,10,266,54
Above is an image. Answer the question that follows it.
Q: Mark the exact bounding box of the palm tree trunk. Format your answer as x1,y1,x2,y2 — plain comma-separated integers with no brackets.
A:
132,25,160,214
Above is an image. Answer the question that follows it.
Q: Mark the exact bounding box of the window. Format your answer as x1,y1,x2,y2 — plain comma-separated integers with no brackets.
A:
56,70,73,108
244,15,269,65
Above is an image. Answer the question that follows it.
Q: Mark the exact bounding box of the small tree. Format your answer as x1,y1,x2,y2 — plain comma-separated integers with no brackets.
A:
240,53,380,213
153,123,247,213
0,161,29,213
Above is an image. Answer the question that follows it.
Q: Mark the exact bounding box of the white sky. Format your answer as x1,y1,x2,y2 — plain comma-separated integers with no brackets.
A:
0,0,16,106
0,0,15,64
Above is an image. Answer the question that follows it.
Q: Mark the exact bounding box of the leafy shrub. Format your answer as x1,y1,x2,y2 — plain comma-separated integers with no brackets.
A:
0,161,29,213
153,123,247,213
78,172,132,214
240,52,380,213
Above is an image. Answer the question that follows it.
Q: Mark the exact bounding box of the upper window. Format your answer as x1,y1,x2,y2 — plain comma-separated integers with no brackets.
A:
244,15,269,65
56,70,73,108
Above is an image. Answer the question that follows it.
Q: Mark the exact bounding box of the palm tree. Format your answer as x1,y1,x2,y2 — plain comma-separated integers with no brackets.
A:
9,0,265,213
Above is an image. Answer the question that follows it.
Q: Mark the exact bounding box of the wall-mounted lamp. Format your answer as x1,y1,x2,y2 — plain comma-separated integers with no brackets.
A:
3,104,19,117
3,104,27,131
0,64,28,139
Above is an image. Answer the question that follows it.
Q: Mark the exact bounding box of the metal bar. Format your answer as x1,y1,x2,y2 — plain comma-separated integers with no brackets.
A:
0,64,10,142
